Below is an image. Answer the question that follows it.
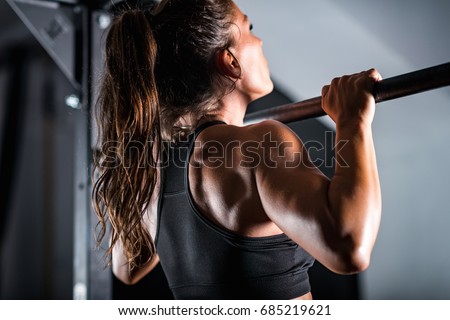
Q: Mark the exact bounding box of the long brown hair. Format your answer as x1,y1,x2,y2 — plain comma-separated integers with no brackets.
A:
93,0,236,270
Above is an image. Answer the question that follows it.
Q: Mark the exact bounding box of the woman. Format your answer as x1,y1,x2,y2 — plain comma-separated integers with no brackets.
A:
93,0,382,299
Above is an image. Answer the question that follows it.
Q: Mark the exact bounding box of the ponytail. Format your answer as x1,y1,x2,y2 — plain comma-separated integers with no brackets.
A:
93,9,161,270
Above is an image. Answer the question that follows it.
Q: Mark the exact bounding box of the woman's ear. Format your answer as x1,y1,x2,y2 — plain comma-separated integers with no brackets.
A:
215,48,242,79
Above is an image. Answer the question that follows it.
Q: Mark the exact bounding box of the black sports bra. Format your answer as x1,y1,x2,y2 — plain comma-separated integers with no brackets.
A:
155,121,315,299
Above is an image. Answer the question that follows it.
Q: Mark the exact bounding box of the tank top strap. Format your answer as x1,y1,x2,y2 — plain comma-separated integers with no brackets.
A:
187,120,226,155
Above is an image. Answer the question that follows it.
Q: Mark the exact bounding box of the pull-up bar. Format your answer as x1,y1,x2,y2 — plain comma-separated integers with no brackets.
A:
244,62,450,124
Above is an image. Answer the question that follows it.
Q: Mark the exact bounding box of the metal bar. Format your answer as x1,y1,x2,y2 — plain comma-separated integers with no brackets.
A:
6,0,81,91
72,3,90,300
244,62,450,124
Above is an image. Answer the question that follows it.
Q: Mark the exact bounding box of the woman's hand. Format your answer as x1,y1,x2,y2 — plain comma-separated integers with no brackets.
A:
321,69,382,127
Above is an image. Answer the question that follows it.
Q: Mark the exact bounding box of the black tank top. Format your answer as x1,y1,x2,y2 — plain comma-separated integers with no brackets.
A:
155,121,315,299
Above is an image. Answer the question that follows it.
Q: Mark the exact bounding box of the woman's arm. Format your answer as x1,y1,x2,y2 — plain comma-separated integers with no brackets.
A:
112,239,160,285
254,69,382,274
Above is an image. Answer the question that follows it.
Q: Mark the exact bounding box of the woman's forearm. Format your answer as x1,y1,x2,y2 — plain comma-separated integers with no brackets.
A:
327,121,382,269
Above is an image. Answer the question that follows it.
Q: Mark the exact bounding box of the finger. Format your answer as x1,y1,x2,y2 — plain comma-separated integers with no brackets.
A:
322,85,330,97
366,68,382,82
331,77,340,86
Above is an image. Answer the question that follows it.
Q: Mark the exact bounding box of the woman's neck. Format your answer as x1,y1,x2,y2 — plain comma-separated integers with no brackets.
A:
210,91,249,126
177,92,250,130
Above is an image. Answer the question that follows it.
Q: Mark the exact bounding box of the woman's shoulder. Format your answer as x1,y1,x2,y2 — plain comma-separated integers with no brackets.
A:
244,119,298,140
193,120,304,169
200,119,298,144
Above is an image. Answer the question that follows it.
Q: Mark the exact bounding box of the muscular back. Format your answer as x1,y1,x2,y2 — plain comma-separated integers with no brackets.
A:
188,121,289,238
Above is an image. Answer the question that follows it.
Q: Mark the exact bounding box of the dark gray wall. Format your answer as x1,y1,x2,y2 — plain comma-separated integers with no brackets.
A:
0,12,75,298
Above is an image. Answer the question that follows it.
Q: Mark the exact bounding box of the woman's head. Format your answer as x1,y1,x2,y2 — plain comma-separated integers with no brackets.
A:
152,0,236,125
224,3,273,103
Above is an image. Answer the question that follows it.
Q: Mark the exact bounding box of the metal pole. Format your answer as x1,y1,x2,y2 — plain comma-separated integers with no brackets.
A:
244,62,450,124
72,3,91,300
